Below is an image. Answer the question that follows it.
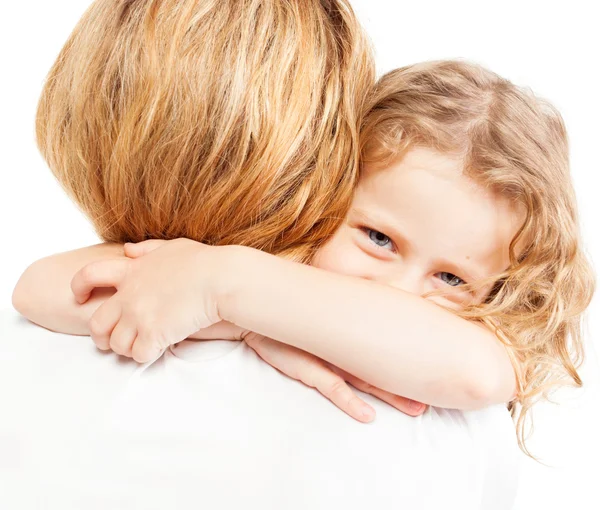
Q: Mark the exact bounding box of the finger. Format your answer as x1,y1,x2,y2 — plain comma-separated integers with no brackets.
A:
123,239,167,259
88,299,122,351
306,368,376,423
131,331,164,364
244,335,305,375
108,318,138,358
246,336,376,423
327,364,428,417
71,259,130,304
350,379,427,416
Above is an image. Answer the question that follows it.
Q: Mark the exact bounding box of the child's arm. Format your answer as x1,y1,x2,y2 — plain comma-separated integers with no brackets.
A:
15,241,517,410
12,243,232,340
12,243,123,334
70,240,517,410
12,242,428,421
218,246,517,410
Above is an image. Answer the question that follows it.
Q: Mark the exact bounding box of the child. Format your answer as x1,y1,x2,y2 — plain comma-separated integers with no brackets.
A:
64,61,595,458
14,3,594,459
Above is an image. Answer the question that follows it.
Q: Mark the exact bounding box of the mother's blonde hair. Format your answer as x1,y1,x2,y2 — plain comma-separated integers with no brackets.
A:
36,0,375,262
361,60,595,459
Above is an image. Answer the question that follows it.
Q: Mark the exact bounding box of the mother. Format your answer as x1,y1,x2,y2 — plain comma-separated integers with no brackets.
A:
21,0,419,419
9,0,520,508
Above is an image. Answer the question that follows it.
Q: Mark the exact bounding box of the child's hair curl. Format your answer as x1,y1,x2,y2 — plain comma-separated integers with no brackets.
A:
36,0,375,263
360,60,596,459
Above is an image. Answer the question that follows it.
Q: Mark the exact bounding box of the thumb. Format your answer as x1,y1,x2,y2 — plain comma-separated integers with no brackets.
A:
124,239,167,258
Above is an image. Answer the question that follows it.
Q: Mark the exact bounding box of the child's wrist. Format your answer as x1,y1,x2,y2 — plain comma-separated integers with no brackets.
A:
212,244,252,325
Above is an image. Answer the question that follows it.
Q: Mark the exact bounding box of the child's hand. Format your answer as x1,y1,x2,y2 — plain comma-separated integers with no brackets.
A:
244,333,428,421
70,238,224,362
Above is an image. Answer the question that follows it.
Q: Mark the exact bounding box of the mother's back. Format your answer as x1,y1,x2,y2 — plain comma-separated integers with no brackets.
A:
0,311,520,510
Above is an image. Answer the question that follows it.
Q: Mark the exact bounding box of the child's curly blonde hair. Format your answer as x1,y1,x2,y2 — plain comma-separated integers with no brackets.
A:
360,60,596,458
35,0,375,263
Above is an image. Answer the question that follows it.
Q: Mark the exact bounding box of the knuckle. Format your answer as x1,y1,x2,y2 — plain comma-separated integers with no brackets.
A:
248,333,265,348
88,317,105,336
129,301,145,318
348,395,362,409
109,339,123,354
298,362,317,387
80,264,97,281
328,378,348,397
137,323,150,337
137,325,152,345
131,345,148,363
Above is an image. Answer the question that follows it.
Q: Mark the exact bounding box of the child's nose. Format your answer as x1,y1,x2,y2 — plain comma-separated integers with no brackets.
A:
379,269,424,296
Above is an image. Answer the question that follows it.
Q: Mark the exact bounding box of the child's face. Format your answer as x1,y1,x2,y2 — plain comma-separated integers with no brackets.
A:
312,147,524,309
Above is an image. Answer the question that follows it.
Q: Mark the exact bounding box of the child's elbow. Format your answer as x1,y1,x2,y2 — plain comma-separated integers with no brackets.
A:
462,329,518,409
464,365,516,410
12,259,47,318
464,375,498,409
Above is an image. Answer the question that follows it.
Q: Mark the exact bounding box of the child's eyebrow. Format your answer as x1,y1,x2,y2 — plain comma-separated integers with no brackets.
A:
351,207,486,283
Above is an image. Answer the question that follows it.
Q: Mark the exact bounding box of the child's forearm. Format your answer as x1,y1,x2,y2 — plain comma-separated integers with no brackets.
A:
219,246,516,410
11,243,123,335
11,243,235,342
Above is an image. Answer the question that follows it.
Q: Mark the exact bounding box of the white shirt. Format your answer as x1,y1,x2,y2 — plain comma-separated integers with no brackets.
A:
0,310,520,509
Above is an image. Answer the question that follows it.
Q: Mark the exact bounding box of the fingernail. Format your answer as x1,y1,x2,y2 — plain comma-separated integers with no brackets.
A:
350,399,375,422
363,408,375,421
360,405,375,421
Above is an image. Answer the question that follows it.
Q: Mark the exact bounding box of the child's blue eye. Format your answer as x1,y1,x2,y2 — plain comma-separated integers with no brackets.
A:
438,272,465,287
367,229,393,249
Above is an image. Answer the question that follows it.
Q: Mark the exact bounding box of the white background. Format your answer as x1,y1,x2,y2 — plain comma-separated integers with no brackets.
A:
1,1,598,507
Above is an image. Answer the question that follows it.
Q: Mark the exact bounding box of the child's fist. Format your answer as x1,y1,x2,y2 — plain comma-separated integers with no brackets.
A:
71,238,226,362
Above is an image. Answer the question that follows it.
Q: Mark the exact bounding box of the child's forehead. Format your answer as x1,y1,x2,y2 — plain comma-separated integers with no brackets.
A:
354,147,525,277
363,146,466,175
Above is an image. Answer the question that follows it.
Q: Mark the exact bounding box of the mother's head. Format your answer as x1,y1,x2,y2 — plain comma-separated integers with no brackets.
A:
36,0,375,262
